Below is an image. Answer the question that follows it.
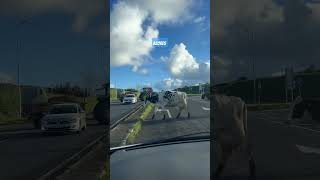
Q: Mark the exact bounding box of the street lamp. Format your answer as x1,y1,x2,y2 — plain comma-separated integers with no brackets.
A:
16,17,32,119
245,26,256,104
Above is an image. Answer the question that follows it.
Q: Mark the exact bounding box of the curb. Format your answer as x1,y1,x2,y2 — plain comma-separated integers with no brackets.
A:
37,133,107,180
122,103,154,145
110,103,144,130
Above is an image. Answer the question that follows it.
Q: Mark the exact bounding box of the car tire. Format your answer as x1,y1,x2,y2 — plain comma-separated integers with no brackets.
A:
77,121,82,134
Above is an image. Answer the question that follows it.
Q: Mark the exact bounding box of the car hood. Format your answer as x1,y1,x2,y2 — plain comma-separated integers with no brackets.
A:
110,140,210,180
123,97,135,100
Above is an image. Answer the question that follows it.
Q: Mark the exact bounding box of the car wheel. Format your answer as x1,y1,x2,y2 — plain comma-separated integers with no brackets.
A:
77,121,82,134
83,122,87,130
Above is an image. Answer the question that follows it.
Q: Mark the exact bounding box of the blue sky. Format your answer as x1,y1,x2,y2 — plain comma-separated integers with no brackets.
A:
110,0,210,90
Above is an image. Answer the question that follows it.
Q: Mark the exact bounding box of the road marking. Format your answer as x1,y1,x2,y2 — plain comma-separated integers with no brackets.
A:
0,138,8,144
257,117,320,133
202,107,210,111
296,144,320,154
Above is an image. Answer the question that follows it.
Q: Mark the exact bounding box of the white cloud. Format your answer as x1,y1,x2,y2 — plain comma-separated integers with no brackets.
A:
110,84,115,88
166,43,210,82
110,1,158,72
0,72,15,84
213,0,283,37
138,68,149,75
0,0,104,32
155,78,184,91
110,0,195,73
194,16,205,23
128,0,194,24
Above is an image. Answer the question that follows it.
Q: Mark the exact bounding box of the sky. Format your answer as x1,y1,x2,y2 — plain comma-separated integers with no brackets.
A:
110,0,210,91
0,0,108,89
212,0,320,84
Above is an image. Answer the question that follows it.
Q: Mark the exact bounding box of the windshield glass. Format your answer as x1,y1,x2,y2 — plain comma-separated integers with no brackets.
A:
49,105,77,114
110,0,210,150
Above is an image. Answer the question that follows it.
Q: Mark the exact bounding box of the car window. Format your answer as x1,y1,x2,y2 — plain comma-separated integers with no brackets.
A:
49,105,78,114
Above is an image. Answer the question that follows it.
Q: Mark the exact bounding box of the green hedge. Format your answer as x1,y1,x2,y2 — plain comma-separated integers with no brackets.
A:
0,84,19,114
215,73,320,104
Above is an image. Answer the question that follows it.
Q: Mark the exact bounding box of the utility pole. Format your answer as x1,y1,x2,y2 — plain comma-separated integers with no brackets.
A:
247,27,256,104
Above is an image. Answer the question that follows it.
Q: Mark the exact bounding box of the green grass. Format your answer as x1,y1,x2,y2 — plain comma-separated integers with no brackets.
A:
99,161,109,180
83,96,98,114
139,103,154,120
127,120,142,144
0,113,29,125
127,103,154,144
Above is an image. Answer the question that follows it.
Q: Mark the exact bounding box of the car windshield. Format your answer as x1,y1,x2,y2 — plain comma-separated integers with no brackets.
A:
49,105,77,114
110,0,210,151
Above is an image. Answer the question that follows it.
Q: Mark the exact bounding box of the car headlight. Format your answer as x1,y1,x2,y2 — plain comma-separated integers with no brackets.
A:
71,117,80,122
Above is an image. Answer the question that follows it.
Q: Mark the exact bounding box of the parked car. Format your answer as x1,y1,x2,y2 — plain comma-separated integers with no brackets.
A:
122,94,137,104
41,103,86,133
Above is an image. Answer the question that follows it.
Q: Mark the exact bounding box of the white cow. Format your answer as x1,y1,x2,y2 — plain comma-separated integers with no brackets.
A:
148,91,190,120
212,94,256,177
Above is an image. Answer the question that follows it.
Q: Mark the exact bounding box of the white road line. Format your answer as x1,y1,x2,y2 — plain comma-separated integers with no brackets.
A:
296,144,320,154
258,117,320,133
0,138,8,144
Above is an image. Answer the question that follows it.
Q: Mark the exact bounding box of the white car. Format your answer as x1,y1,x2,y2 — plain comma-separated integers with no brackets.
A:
41,103,87,133
122,94,138,104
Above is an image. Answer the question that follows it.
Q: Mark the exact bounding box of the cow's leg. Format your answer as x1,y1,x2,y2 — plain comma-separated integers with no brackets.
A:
215,143,233,178
166,109,172,119
152,106,158,120
162,110,166,120
176,107,181,119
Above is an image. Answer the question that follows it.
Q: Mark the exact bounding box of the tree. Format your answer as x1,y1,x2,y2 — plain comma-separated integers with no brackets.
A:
304,65,316,73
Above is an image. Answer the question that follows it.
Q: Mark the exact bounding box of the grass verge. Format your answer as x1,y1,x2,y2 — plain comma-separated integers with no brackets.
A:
126,103,154,144
0,113,29,125
83,96,98,114
99,161,109,180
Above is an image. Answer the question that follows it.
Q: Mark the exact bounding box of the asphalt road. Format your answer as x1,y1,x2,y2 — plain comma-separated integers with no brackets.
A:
132,96,210,144
0,119,106,180
245,110,320,179
110,101,141,125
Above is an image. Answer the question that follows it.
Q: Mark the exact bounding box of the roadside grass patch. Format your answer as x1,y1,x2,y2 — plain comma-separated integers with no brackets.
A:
139,103,154,121
83,96,98,114
0,112,29,125
126,103,154,144
99,161,109,180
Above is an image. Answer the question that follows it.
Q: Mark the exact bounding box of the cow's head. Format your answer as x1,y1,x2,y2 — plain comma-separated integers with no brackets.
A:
163,91,174,101
146,92,159,103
